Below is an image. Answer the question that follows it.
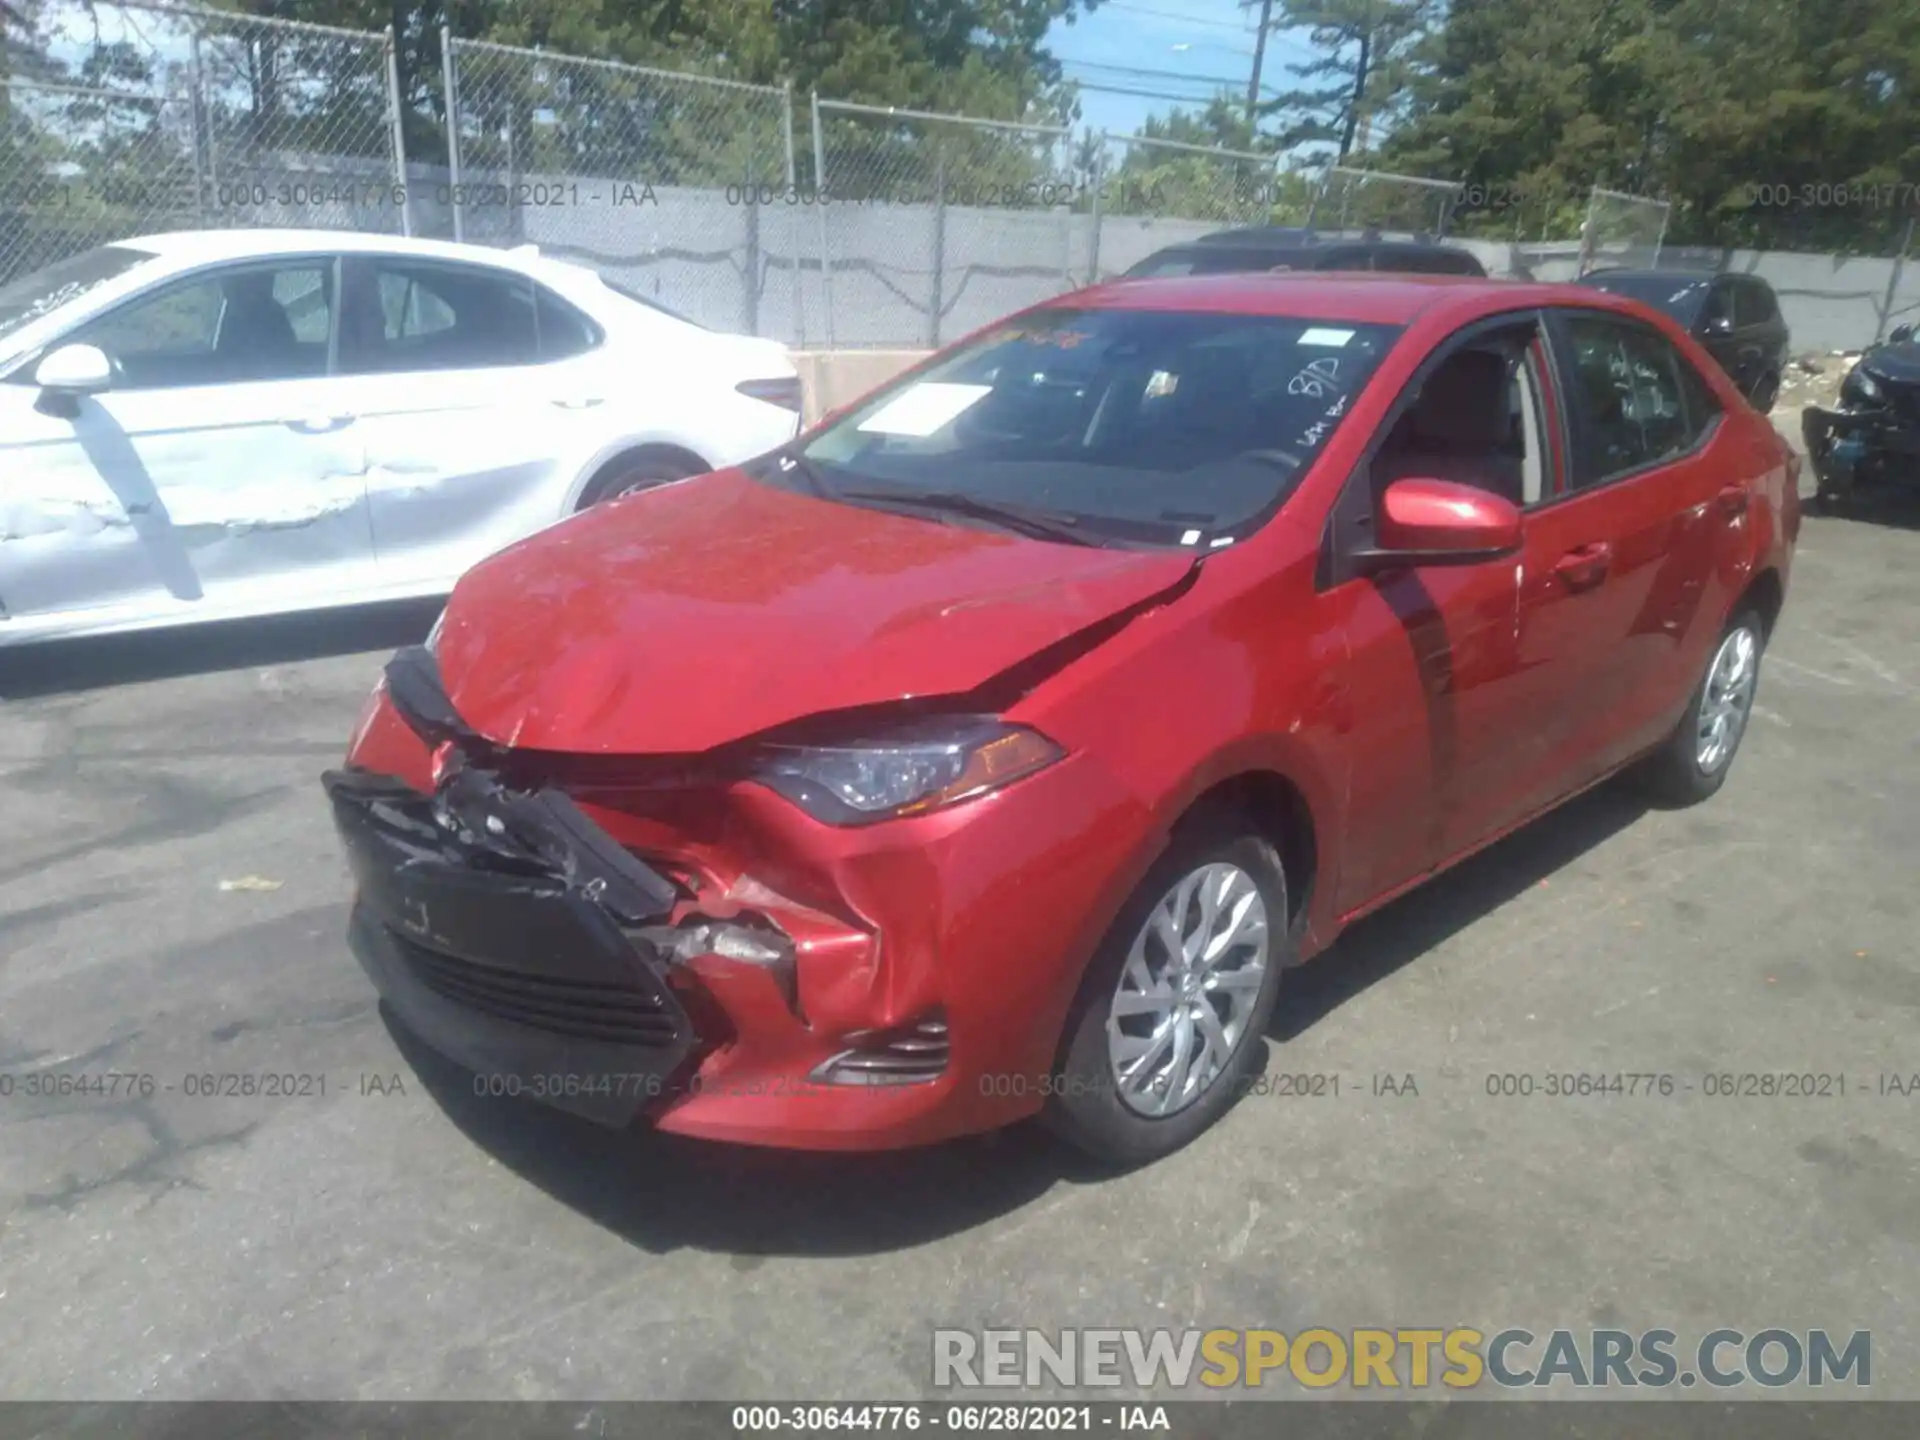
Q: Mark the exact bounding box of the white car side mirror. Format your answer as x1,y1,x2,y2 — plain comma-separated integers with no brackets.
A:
35,343,114,395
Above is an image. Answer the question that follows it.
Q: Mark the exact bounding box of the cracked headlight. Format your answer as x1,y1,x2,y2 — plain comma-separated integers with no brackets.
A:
749,716,1064,825
1845,367,1884,405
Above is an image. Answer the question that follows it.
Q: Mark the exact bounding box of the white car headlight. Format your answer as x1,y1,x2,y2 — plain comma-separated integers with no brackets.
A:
749,716,1063,825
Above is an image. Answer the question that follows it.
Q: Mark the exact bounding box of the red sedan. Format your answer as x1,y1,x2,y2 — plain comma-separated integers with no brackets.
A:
325,274,1798,1165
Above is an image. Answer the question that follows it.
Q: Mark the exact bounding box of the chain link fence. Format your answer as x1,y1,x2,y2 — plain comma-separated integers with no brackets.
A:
1576,185,1671,274
441,38,799,340
1086,132,1306,281
1306,165,1465,238
810,97,1078,348
1,1,403,285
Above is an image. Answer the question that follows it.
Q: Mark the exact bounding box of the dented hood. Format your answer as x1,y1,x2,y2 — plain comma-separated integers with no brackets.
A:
434,469,1195,754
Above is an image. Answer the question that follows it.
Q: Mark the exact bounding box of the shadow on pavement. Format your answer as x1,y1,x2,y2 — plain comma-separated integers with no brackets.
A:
387,782,1653,1255
1270,782,1650,1044
0,597,443,700
389,1009,1096,1257
1807,489,1920,532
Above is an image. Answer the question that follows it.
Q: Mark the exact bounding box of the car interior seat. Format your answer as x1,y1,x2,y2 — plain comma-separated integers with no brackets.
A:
1371,347,1526,506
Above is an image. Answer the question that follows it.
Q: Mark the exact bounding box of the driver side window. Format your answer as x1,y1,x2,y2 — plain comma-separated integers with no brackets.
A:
1323,315,1551,577
64,260,336,389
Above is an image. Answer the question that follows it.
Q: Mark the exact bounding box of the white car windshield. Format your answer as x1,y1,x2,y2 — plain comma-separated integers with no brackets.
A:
786,307,1400,546
0,244,158,344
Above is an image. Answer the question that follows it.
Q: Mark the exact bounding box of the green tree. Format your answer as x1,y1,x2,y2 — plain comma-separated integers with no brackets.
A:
1384,0,1920,250
1261,0,1432,160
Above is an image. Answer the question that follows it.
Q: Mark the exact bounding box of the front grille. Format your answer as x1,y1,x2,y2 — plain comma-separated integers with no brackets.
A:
392,932,682,1047
811,1013,950,1086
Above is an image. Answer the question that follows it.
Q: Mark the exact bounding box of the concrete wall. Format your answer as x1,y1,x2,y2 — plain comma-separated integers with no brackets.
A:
393,163,1920,355
790,349,929,426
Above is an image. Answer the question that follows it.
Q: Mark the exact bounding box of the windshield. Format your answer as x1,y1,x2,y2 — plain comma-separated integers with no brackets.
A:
0,244,158,344
1585,274,1710,326
786,307,1401,546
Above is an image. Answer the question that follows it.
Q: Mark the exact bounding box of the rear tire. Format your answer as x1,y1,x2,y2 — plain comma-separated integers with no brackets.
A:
1043,814,1289,1167
1635,608,1766,806
575,448,707,510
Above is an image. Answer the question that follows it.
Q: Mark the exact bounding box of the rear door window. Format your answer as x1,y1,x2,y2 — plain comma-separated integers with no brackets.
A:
1554,311,1704,488
1734,278,1778,328
341,259,539,374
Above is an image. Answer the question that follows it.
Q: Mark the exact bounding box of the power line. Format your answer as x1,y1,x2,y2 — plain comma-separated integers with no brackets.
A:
1103,0,1262,31
1059,55,1284,95
1068,79,1250,104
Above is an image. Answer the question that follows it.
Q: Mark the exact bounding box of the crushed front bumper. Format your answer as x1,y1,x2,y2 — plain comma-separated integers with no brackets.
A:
1803,404,1920,496
331,646,1151,1151
325,647,700,1127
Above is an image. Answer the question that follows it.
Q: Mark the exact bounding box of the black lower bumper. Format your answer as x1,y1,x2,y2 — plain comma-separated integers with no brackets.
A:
1803,405,1920,495
324,763,698,1128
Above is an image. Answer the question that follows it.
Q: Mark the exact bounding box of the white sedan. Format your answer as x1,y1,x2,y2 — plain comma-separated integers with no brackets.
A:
0,229,802,646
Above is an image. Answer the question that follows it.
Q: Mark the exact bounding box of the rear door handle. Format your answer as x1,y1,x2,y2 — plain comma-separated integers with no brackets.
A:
1717,484,1750,517
1553,541,1612,592
550,396,605,409
283,415,356,433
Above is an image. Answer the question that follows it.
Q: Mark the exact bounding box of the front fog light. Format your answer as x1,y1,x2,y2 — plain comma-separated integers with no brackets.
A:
749,716,1063,825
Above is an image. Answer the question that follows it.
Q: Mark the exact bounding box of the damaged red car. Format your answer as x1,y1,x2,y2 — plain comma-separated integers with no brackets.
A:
325,274,1797,1165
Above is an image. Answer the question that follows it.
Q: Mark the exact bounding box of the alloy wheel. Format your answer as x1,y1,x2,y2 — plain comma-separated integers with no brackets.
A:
1696,624,1760,773
1106,862,1270,1118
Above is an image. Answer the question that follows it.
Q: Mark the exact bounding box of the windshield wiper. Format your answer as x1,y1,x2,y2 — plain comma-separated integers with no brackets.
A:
766,448,840,499
836,487,1104,547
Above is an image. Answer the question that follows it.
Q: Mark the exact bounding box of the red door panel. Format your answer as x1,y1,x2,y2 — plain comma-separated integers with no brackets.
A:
1332,558,1523,914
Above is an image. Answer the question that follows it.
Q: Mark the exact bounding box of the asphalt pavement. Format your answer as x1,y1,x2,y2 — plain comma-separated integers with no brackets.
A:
2,463,1917,1403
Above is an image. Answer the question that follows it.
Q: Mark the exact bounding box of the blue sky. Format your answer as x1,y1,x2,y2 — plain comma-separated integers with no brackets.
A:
1046,0,1321,137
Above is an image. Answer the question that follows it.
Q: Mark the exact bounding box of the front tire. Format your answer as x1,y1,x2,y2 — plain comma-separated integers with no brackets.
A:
1636,608,1766,805
576,448,707,510
1044,817,1289,1167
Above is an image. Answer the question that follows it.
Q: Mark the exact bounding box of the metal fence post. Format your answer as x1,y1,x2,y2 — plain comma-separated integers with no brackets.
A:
1085,134,1105,284
1875,215,1915,344
441,25,463,241
385,26,412,235
783,78,802,348
191,33,218,201
929,148,945,348
811,90,835,349
187,34,208,225
744,157,762,335
1575,188,1599,277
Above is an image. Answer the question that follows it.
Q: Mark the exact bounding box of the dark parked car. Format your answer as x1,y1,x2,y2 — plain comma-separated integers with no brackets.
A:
1802,322,1920,510
1578,269,1790,413
1124,226,1487,281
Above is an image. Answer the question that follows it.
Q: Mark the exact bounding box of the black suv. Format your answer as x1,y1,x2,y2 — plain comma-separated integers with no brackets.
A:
1577,268,1791,413
1122,226,1487,281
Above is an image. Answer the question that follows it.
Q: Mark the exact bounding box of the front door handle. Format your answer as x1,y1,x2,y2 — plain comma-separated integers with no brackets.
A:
283,415,356,433
1717,484,1750,517
1553,541,1612,592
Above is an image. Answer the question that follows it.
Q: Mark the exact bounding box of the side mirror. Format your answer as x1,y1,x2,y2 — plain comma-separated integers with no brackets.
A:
1354,477,1523,574
1890,324,1914,345
35,343,114,396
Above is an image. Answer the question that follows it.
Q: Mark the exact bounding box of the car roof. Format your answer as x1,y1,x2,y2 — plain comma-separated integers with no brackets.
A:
1189,226,1321,248
119,228,586,282
1063,271,1627,326
1583,268,1728,285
